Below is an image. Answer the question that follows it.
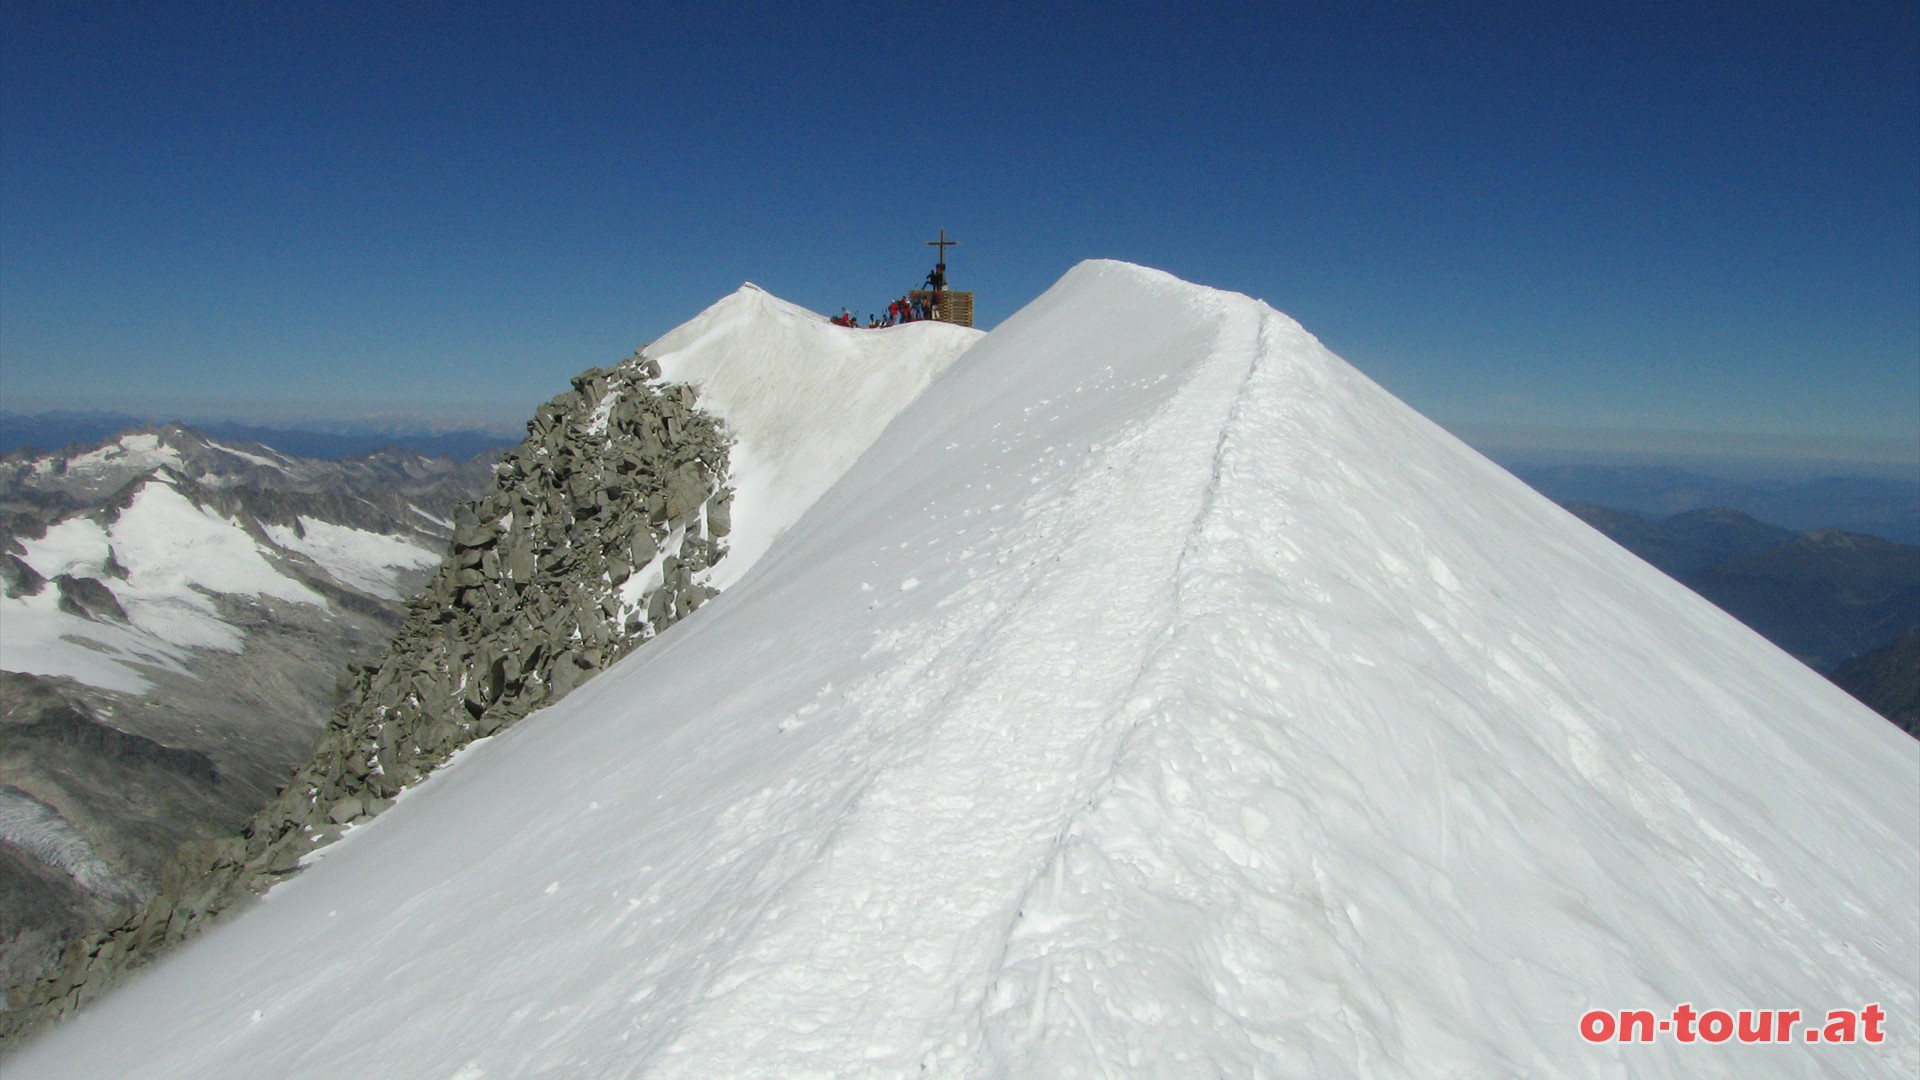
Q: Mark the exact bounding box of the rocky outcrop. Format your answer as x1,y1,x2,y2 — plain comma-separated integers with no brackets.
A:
51,577,125,623
0,553,44,599
1,354,732,1038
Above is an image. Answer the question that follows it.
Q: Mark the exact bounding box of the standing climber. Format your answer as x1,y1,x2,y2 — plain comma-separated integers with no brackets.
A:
925,262,946,319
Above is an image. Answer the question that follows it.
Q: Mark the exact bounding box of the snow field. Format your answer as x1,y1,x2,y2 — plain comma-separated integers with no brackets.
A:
2,478,323,691
260,516,440,600
2,477,444,691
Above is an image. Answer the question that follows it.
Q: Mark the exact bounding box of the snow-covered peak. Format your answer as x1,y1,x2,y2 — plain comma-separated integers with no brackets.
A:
5,425,295,505
1,438,455,695
61,428,190,476
13,262,1914,1079
4,478,328,693
646,282,983,587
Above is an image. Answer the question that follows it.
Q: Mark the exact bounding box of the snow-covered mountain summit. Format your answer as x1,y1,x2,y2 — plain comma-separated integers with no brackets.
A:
646,281,982,584
11,262,1915,1078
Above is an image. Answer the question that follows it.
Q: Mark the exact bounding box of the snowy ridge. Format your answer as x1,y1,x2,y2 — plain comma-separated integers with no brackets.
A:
649,282,983,586
14,428,275,497
11,262,1915,1079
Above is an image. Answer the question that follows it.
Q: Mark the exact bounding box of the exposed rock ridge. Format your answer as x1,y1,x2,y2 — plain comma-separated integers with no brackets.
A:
1,352,732,1040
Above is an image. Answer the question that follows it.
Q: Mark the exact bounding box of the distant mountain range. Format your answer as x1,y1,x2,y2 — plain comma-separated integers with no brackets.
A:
0,424,498,992
1510,462,1918,544
1829,635,1919,733
1562,503,1919,734
0,410,519,462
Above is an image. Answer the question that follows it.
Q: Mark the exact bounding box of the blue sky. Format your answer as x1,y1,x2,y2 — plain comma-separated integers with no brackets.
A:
3,1,1915,470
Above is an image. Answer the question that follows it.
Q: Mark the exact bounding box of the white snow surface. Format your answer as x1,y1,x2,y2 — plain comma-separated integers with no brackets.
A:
204,438,294,471
60,431,187,477
260,516,440,600
13,262,1916,1078
648,282,982,588
1,477,324,692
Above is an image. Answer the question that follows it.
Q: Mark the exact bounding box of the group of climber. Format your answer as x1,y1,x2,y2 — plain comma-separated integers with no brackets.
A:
830,262,949,328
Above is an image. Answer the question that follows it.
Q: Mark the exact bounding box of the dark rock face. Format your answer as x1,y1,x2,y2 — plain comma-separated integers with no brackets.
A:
2,706,216,788
0,353,733,1039
51,577,126,624
0,842,121,1006
0,554,44,599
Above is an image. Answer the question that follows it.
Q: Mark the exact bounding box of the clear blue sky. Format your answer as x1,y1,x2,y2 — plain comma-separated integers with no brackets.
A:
3,1,1915,469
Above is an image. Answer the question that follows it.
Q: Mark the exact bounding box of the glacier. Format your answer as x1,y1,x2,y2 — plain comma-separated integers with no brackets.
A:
0,429,460,694
3,476,327,692
8,260,1915,1078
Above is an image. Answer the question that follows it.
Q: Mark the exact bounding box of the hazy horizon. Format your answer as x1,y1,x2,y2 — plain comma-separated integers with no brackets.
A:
3,399,1913,486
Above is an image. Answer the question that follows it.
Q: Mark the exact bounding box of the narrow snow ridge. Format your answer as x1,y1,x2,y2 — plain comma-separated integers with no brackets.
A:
638,262,1266,1074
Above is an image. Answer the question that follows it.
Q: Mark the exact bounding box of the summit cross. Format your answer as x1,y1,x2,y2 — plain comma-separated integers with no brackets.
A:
926,228,958,264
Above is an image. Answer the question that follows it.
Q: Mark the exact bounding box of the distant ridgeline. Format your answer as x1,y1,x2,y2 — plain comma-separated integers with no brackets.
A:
1,354,734,1036
0,412,518,461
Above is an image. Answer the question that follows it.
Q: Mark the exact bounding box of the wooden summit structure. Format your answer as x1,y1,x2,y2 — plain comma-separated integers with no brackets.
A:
911,228,974,327
911,289,974,328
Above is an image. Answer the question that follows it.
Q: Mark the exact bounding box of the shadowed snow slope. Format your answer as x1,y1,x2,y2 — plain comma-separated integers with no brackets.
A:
12,262,1916,1079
